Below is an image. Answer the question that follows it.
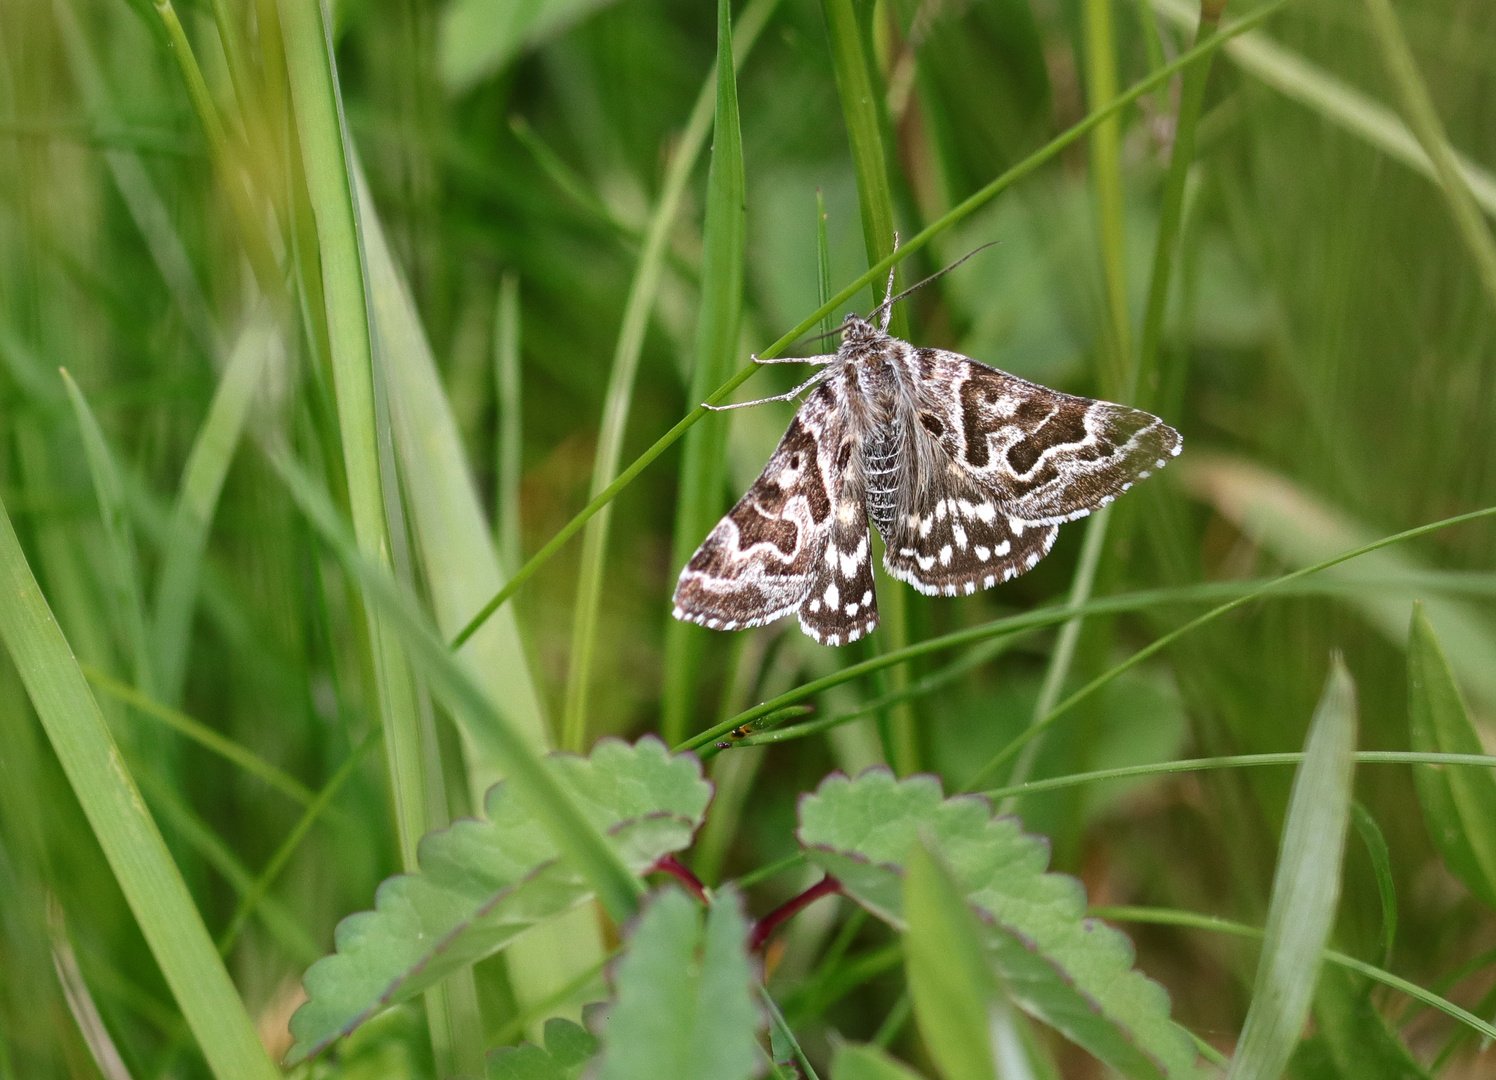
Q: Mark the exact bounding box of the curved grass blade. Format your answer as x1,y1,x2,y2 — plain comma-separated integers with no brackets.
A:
799,769,1205,1078
1407,602,1496,910
152,310,274,705
450,0,1295,651
1227,659,1358,1080
661,0,748,746
831,1043,927,1080
0,497,280,1080
1350,803,1397,970
61,369,158,700
287,737,710,1063
1149,0,1496,218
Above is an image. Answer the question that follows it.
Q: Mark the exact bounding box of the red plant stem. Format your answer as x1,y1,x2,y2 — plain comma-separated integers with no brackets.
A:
749,876,842,952
651,854,709,903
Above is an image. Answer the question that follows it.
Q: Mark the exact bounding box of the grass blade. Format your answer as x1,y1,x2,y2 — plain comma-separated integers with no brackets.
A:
559,0,779,752
152,311,274,705
1150,0,1496,218
1227,658,1358,1079
495,271,524,576
661,0,748,746
1350,803,1397,971
276,0,472,1065
61,370,158,701
1360,0,1496,312
1407,602,1496,910
1083,0,1130,393
0,495,280,1080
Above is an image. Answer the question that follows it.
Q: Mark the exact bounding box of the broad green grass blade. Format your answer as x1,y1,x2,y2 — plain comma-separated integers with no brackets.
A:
560,0,777,751
1227,658,1358,1080
1150,0,1496,218
595,887,761,1080
0,495,280,1080
903,839,1000,1080
437,0,608,94
1181,456,1496,712
270,451,645,924
661,0,747,746
1407,602,1496,910
278,0,473,1065
451,1,1288,651
152,310,274,705
355,161,550,760
832,1044,927,1080
1361,0,1496,312
495,271,524,576
61,369,159,700
820,0,916,773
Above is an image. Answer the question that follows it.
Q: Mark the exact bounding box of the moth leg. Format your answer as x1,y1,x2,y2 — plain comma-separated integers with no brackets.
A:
749,352,837,366
704,371,829,412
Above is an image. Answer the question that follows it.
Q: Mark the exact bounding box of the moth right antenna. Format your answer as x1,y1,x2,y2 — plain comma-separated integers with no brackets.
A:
869,239,1003,324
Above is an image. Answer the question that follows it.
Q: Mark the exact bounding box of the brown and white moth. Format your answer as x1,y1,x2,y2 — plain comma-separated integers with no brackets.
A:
671,290,1181,646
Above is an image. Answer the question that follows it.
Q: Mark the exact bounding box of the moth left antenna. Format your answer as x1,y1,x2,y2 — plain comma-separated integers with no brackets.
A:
878,233,900,331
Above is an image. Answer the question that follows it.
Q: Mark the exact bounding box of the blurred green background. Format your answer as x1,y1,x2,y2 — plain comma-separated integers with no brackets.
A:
2,0,1495,1074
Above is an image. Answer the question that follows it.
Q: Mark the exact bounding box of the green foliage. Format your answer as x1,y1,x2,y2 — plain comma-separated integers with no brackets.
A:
595,887,761,1080
1407,603,1496,909
487,1018,598,1080
799,769,1203,1079
288,738,710,1062
1228,660,1358,1080
4,0,1496,1074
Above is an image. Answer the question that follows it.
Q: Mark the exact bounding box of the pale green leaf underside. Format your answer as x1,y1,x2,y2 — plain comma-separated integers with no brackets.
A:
798,769,1205,1080
596,886,761,1080
288,738,711,1063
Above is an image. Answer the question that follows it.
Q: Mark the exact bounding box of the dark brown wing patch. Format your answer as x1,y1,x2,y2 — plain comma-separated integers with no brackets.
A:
798,461,879,646
672,380,844,631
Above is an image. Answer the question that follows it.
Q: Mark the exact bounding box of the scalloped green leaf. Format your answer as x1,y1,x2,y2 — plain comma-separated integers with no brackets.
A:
595,885,761,1080
487,1017,598,1080
288,738,711,1063
798,768,1205,1080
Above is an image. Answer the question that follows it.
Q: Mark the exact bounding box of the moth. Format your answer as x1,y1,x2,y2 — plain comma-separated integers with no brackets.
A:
672,277,1181,647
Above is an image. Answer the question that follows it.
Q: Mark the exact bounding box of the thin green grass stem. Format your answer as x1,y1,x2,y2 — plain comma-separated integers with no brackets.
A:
678,503,1496,756
81,664,317,807
1085,0,1131,396
450,0,1293,651
761,984,823,1080
216,731,381,955
1361,0,1496,314
980,751,1496,801
959,504,1496,793
495,271,523,575
1132,0,1223,411
1093,906,1496,1042
1001,504,1112,807
0,495,281,1080
561,0,778,752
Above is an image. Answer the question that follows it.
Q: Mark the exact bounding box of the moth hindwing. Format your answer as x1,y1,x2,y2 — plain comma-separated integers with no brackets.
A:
672,315,1181,645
